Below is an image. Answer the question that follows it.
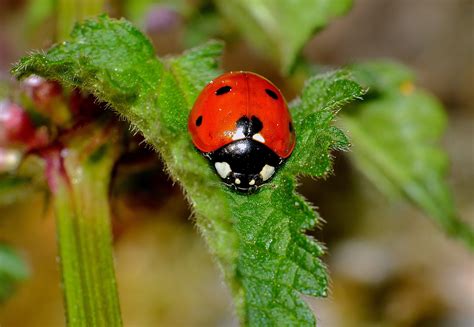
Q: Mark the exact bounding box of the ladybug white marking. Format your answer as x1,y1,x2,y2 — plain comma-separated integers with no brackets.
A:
249,179,256,186
235,178,241,184
260,164,275,181
232,128,246,141
252,133,265,143
215,162,232,178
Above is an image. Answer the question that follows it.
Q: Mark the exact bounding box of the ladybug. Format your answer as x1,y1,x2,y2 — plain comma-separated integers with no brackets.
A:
188,71,296,192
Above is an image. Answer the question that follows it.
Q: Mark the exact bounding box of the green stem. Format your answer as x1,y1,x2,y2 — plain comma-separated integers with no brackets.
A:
56,0,106,41
51,125,122,326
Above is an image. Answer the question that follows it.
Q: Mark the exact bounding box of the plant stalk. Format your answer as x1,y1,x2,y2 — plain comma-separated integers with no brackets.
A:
48,124,122,326
56,0,106,41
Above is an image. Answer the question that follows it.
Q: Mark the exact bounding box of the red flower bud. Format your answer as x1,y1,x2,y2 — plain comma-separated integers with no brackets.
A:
0,100,36,146
23,76,63,112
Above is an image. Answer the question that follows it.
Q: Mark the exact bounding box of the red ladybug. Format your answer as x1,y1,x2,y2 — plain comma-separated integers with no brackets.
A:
188,71,296,192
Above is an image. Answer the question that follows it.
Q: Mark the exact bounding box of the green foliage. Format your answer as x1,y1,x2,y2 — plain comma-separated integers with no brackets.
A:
0,244,29,302
12,16,365,325
214,0,352,73
341,61,474,249
289,70,364,176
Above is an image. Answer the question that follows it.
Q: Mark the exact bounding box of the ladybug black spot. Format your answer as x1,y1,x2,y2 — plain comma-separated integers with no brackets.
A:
265,88,278,100
215,86,232,95
196,115,203,126
289,122,293,132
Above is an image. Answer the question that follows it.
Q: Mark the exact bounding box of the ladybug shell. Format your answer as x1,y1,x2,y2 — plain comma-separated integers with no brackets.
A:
188,71,295,158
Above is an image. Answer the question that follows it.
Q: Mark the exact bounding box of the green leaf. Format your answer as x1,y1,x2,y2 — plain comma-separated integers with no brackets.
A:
12,16,364,325
0,243,29,302
347,60,414,93
288,70,365,176
214,0,352,73
341,61,474,249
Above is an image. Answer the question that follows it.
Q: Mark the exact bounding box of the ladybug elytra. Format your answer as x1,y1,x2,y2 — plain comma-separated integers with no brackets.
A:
188,71,295,192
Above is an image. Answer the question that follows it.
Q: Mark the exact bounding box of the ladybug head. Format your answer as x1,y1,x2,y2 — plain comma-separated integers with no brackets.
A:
206,138,284,192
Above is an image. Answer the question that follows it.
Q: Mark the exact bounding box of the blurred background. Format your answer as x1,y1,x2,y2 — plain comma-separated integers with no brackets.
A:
0,0,473,326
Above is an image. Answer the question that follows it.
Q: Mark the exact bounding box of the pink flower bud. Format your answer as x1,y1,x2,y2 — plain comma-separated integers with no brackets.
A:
23,76,63,112
0,100,36,146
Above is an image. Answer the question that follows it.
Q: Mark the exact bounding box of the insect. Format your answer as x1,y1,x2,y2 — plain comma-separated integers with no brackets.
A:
188,71,295,192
